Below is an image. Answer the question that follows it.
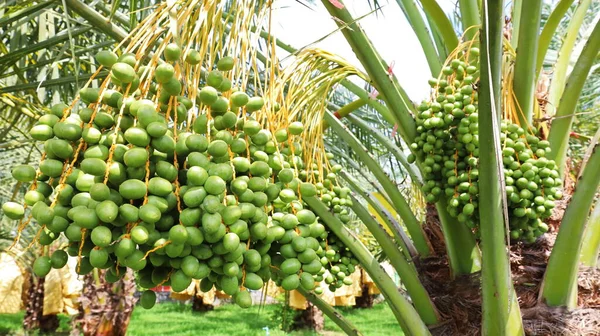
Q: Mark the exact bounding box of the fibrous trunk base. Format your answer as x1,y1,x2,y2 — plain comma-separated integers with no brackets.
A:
23,275,59,334
421,205,600,335
192,294,214,312
355,283,375,309
292,302,324,332
71,269,136,336
522,304,600,335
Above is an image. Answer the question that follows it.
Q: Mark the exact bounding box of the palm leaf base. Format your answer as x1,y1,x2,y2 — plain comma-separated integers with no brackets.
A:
420,206,600,335
521,276,600,335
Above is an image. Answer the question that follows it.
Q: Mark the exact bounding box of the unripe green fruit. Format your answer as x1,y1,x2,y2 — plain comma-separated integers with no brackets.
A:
281,258,301,275
154,63,174,83
171,270,192,292
90,248,109,268
148,177,173,196
185,50,201,65
230,91,249,107
204,176,226,195
33,256,52,277
80,87,100,104
140,290,156,309
245,97,264,112
95,50,118,68
217,56,234,71
288,122,304,135
91,226,112,247
220,275,239,295
31,125,54,141
139,204,161,224
2,202,24,220
164,43,182,62
243,272,263,290
119,179,147,200
162,77,182,96
206,70,224,88
169,225,188,244
73,208,99,229
12,165,36,182
111,62,136,83
50,250,69,269
130,225,149,244
115,238,135,259
281,274,300,290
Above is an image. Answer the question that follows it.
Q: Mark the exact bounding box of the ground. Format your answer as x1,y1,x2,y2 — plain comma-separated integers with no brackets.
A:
0,302,399,336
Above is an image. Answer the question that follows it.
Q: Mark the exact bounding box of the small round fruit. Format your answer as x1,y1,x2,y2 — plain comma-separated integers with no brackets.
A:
281,274,300,290
185,50,201,65
243,272,263,290
91,226,112,247
206,71,223,88
154,63,175,83
50,250,69,269
2,202,24,220
139,290,156,309
169,225,188,244
31,125,54,141
50,103,68,117
217,56,234,71
234,290,252,308
111,62,136,84
12,165,36,182
204,176,226,195
245,97,264,112
230,91,249,107
288,121,304,135
33,256,52,277
131,226,149,244
119,179,147,200
95,50,118,68
170,270,192,292
79,87,100,104
164,43,181,62
90,248,109,268
198,86,218,105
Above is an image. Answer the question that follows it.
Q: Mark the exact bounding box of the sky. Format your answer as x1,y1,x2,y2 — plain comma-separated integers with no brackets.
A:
271,0,457,102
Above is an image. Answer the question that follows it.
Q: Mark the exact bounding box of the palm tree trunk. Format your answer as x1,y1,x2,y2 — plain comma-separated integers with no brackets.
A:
355,269,375,309
72,269,136,336
354,284,375,309
191,290,214,312
23,274,59,333
293,302,324,332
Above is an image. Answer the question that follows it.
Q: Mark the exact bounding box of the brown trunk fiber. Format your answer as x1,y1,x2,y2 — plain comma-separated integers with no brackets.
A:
191,293,214,312
71,269,136,336
23,274,59,334
292,301,324,332
354,283,374,308
355,270,374,309
421,199,600,335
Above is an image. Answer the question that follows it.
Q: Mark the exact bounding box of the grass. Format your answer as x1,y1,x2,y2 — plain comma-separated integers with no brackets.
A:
0,311,71,335
0,302,400,336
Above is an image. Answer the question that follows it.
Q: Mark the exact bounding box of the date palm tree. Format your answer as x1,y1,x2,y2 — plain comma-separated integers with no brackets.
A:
1,1,599,336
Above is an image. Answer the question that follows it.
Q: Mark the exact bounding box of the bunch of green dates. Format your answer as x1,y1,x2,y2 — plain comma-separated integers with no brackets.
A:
407,47,562,242
3,44,359,310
